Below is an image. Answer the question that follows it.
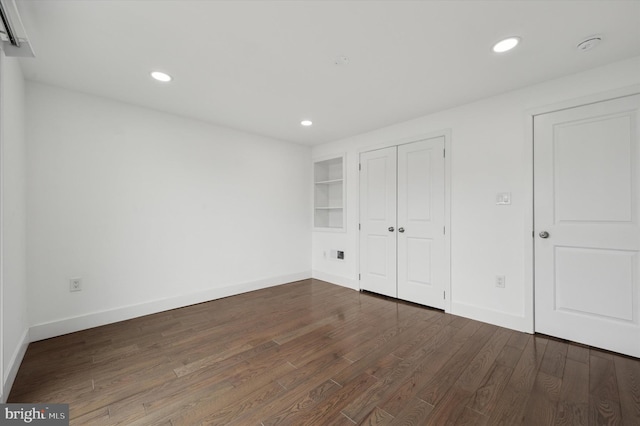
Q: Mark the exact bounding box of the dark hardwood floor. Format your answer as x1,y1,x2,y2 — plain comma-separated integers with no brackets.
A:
8,279,640,425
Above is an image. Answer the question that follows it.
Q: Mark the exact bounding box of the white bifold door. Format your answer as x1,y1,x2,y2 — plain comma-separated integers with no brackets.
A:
534,94,640,357
359,137,446,309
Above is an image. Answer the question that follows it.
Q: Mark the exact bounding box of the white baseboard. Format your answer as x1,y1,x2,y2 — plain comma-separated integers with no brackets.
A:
451,301,533,333
310,273,533,334
2,328,29,403
311,270,358,291
29,271,311,342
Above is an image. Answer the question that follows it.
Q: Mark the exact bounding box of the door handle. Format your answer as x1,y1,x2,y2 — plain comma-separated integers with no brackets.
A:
539,231,550,239
388,227,395,232
398,227,405,233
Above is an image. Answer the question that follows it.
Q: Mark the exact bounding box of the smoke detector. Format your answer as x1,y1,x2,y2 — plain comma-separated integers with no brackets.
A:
577,36,602,52
334,56,349,66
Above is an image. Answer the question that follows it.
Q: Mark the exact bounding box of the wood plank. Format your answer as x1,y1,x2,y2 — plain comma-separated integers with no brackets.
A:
521,371,561,424
69,408,110,426
589,353,623,425
613,354,640,425
555,358,588,426
170,380,285,425
418,323,497,406
229,353,352,424
370,318,482,417
487,335,549,424
539,338,568,379
391,313,454,359
6,279,639,425
374,324,461,417
339,310,427,363
330,413,358,425
358,407,395,426
259,380,341,426
494,340,523,368
286,372,378,426
455,327,512,392
566,343,590,364
340,342,439,423
506,331,529,350
331,318,450,386
466,363,514,415
422,386,472,425
454,407,488,426
391,398,434,425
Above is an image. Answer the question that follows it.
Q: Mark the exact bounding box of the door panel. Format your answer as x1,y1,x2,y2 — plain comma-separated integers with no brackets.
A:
554,114,633,223
397,137,445,308
406,237,431,285
555,247,635,321
367,235,391,278
534,94,640,357
359,147,397,297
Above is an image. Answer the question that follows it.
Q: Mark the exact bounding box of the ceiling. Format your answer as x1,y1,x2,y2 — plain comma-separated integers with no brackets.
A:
15,0,640,145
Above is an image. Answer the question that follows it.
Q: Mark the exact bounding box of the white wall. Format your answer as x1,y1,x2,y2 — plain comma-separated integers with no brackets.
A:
27,83,311,340
1,53,29,401
312,56,640,332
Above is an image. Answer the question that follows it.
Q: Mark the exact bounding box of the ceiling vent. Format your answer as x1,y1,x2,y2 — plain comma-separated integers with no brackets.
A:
0,0,35,57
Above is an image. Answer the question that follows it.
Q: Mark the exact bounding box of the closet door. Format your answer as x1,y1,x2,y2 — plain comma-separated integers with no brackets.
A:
397,137,446,309
359,147,397,297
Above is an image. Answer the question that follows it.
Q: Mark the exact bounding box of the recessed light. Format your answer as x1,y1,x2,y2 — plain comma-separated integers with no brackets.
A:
151,71,172,82
301,120,313,127
492,37,520,53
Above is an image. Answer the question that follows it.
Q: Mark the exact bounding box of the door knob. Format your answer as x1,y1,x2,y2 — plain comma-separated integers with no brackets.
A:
398,227,405,233
388,227,395,232
539,231,550,239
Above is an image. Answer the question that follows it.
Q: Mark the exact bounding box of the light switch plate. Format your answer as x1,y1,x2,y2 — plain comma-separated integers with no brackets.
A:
70,278,82,292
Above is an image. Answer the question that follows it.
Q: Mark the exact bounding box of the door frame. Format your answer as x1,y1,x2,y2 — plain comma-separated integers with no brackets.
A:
357,130,452,312
524,84,640,334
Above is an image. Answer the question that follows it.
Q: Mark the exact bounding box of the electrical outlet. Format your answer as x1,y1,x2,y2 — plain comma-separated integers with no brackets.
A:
70,278,82,292
495,275,506,288
496,192,511,205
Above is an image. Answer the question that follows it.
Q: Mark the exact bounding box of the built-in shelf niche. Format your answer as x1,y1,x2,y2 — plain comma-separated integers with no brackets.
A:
314,155,345,231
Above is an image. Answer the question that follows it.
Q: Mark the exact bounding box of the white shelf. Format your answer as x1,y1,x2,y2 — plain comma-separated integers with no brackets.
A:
315,179,344,185
314,155,345,231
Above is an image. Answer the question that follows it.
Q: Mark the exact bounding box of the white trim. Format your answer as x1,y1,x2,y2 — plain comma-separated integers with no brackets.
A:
527,84,640,118
451,301,531,333
312,269,358,291
522,112,535,333
525,84,640,335
29,271,311,342
356,129,451,156
2,328,28,403
357,129,452,312
443,129,452,312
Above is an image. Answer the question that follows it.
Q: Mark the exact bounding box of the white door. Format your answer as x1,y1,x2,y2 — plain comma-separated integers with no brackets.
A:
534,94,640,357
397,138,446,309
359,137,446,309
359,147,397,297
